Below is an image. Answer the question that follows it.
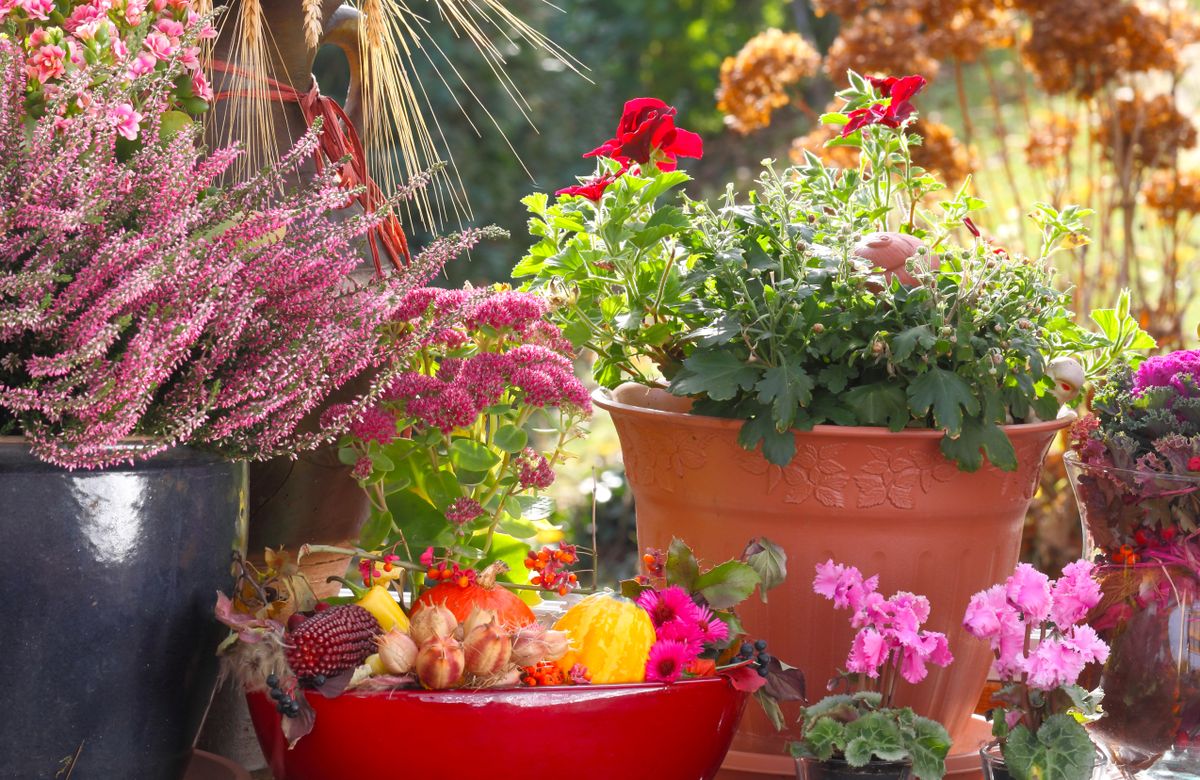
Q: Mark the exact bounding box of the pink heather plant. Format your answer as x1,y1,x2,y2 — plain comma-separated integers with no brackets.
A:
813,559,953,692
963,561,1107,780
0,43,497,467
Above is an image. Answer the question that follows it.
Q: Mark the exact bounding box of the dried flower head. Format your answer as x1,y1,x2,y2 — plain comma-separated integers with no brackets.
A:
1142,168,1200,220
1095,92,1197,173
1024,112,1079,171
824,9,941,88
717,29,821,134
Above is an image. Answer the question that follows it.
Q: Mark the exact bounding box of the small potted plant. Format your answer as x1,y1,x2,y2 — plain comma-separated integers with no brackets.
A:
1064,349,1200,773
790,560,953,780
963,562,1108,780
515,74,1147,755
216,537,802,780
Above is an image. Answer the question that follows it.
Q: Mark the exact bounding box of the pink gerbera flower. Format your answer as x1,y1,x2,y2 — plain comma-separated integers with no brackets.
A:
695,604,730,643
645,639,693,683
636,585,701,628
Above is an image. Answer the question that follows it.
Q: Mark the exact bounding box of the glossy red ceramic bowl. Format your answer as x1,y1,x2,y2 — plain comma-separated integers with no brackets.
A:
247,676,748,780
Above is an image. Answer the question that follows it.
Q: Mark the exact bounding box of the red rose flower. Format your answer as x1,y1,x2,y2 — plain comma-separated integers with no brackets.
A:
584,97,703,170
555,168,623,201
841,74,928,137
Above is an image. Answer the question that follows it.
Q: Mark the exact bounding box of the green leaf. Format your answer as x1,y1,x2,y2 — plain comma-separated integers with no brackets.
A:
737,415,797,466
1002,715,1096,780
892,325,936,362
939,417,1016,472
386,490,451,551
908,368,980,436
820,112,850,126
630,205,690,249
804,717,846,761
493,424,528,454
844,383,910,431
743,537,787,601
358,509,394,550
666,537,700,589
755,689,785,731
755,362,814,431
843,711,905,766
337,446,361,467
423,469,463,510
908,715,952,780
638,170,691,205
694,560,761,609
449,439,501,472
670,349,760,401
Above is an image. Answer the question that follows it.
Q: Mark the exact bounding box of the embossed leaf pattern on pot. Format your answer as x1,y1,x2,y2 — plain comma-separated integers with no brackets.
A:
854,446,958,510
729,441,849,507
618,426,713,493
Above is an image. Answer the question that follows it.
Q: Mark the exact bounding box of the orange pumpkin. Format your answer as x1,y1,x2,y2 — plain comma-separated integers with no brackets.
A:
413,561,535,628
553,592,656,684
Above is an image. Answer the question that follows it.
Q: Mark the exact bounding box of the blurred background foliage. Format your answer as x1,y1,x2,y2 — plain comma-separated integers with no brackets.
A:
316,0,1200,579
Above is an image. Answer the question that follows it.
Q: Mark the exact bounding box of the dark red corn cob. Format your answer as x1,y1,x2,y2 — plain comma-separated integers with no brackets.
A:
285,604,381,679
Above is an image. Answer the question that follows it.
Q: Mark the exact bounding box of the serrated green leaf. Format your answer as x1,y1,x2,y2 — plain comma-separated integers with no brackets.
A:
670,349,760,401
666,537,700,589
804,717,846,761
844,711,905,765
695,560,761,608
743,537,787,600
755,362,814,431
1002,715,1095,780
908,715,952,780
844,383,910,430
908,368,979,435
892,325,936,362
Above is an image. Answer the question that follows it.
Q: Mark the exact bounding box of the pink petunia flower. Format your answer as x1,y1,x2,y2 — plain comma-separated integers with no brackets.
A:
645,639,694,683
1005,563,1052,622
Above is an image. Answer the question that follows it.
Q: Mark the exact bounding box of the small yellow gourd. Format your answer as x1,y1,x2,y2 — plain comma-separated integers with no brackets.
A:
553,592,656,684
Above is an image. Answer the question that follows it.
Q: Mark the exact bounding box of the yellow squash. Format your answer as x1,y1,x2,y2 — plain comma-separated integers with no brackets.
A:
553,592,655,684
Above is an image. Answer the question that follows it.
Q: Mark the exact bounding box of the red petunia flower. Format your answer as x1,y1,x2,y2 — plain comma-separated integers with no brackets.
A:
841,74,928,137
584,97,703,171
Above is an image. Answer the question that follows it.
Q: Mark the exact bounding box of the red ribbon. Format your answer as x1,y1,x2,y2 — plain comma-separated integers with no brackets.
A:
211,59,410,276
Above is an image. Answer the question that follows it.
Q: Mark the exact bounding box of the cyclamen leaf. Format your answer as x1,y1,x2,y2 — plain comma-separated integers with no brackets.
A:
843,711,905,765
907,368,980,436
804,717,846,762
908,715,952,780
1002,716,1096,780
671,349,760,401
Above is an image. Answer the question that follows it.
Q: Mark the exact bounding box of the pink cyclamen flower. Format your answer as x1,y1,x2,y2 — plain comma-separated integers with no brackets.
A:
1063,624,1109,666
109,103,142,140
26,44,66,84
1005,563,1052,623
645,639,694,683
1050,559,1101,628
963,584,1009,640
813,559,878,612
846,626,889,678
143,30,176,59
636,585,702,628
16,0,54,20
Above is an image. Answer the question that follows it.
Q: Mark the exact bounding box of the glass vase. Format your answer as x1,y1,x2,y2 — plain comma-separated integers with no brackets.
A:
1064,452,1200,778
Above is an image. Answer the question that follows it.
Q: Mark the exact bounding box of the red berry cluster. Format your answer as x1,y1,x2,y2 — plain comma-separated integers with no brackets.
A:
642,548,665,577
426,561,477,588
523,544,579,596
521,661,566,687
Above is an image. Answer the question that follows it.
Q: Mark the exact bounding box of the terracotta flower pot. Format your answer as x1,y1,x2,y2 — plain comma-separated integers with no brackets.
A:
246,677,748,780
595,384,1068,761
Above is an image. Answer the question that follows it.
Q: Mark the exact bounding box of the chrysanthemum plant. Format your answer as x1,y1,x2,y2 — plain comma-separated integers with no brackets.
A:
323,287,591,601
622,537,807,728
963,563,1108,780
790,561,954,780
2,0,215,138
517,73,1150,471
0,41,496,467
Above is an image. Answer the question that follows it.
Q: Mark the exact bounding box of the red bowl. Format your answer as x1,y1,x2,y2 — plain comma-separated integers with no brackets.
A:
247,677,748,780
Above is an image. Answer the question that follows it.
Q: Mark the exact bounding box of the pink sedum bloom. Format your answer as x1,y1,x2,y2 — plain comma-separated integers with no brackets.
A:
1005,563,1052,622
